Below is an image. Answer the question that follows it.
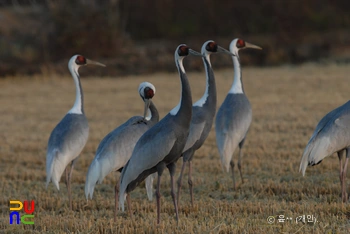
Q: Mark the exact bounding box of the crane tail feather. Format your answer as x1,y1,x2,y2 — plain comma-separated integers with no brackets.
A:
119,192,127,212
217,135,237,173
46,149,62,190
145,173,155,201
299,147,310,176
300,136,331,176
85,159,101,200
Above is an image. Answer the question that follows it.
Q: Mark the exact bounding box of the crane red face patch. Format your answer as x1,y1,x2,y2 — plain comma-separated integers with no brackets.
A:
236,39,245,48
206,41,218,52
144,87,154,99
75,55,87,65
178,46,189,56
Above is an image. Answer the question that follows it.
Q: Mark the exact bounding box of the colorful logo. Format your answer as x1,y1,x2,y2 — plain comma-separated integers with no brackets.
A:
9,200,35,225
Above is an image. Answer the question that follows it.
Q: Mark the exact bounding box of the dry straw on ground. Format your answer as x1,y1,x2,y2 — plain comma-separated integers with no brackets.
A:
0,63,350,233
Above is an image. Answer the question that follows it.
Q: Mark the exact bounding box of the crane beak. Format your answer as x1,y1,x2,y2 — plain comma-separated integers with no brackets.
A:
244,42,262,50
217,46,235,56
86,59,106,67
143,99,151,119
189,49,205,57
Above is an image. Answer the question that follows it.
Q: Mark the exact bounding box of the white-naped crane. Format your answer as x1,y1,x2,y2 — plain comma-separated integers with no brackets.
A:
215,39,262,189
176,40,233,207
46,55,105,210
85,82,159,221
119,44,202,224
300,101,350,202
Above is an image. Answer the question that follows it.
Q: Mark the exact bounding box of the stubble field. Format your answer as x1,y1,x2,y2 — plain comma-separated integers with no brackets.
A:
0,63,349,233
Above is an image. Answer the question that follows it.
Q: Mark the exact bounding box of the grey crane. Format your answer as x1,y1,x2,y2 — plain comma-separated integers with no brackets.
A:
215,38,262,189
85,82,159,221
300,101,350,202
46,55,105,210
176,40,233,206
119,44,202,224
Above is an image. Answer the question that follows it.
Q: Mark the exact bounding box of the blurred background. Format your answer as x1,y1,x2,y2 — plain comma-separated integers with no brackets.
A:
0,0,349,77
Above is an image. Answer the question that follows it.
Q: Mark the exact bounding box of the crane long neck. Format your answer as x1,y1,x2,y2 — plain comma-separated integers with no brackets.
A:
147,101,159,123
229,53,244,94
170,59,192,121
68,67,84,114
194,54,216,108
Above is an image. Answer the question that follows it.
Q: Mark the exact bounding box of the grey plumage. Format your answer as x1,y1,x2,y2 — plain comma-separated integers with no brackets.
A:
300,100,350,202
85,82,159,200
46,55,105,210
46,113,89,189
85,82,158,221
119,45,202,224
215,93,252,171
215,38,261,189
176,40,233,206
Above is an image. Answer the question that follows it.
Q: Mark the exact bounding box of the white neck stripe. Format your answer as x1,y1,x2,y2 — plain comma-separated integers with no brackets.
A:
229,52,243,94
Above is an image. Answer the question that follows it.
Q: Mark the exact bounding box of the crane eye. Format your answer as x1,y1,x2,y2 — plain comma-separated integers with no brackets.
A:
236,39,245,48
144,87,154,99
75,55,86,65
206,42,217,52
178,46,189,56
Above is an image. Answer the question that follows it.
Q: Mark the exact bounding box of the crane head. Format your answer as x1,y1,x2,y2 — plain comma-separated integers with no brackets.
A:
139,82,156,100
229,38,262,55
69,54,106,72
175,44,203,59
138,82,156,119
202,40,234,56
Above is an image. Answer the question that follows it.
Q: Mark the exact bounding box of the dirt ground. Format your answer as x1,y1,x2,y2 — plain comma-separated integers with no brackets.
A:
0,62,349,233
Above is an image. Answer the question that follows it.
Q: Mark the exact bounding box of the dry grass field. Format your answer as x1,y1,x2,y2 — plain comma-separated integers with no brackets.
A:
0,63,350,233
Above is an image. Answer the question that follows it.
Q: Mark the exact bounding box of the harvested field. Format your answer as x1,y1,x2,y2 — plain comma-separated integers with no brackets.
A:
0,63,349,233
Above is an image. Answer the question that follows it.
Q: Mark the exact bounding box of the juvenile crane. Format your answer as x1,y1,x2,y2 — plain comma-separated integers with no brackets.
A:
176,40,233,206
215,39,261,189
119,44,202,224
85,82,159,221
46,55,105,210
300,101,350,202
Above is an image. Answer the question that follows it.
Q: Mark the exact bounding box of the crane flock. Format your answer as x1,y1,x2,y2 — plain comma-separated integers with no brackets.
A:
44,39,350,224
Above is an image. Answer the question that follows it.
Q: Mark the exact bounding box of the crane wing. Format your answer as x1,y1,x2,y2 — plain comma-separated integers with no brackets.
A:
308,104,344,141
46,114,88,190
300,101,350,175
215,97,252,172
85,116,151,199
125,125,176,177
95,116,145,157
182,121,206,153
335,113,350,129
119,120,177,211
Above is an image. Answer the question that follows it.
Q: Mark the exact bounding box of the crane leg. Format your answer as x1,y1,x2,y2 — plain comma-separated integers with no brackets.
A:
176,159,187,207
156,163,166,224
65,168,70,208
126,193,133,219
188,160,194,206
237,148,244,185
338,150,349,203
238,139,246,185
114,184,119,222
338,150,344,201
168,163,179,224
66,159,77,210
341,149,350,203
342,158,349,203
230,161,236,190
